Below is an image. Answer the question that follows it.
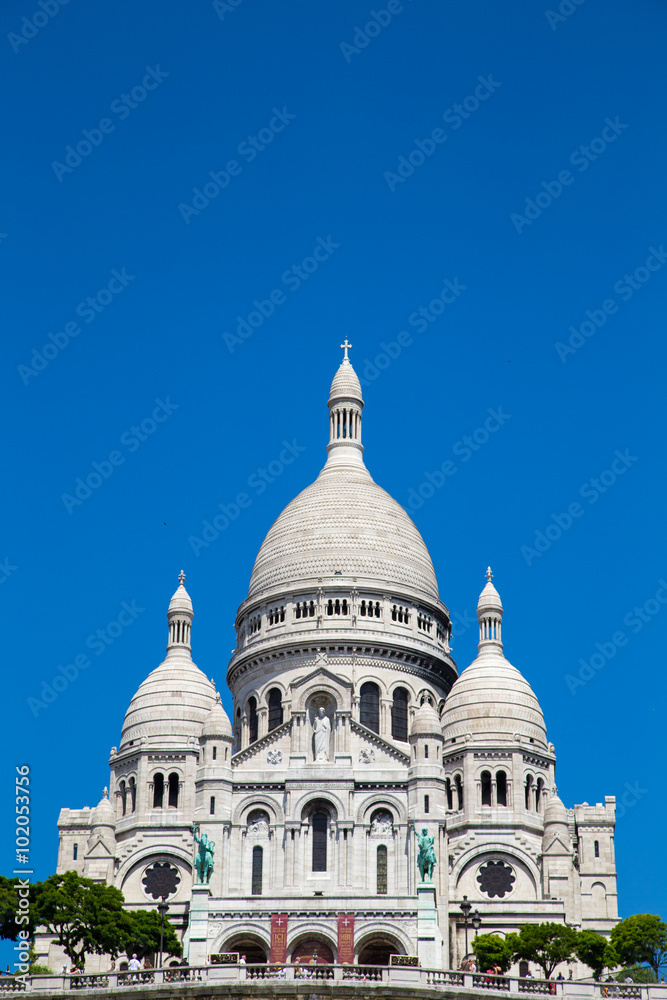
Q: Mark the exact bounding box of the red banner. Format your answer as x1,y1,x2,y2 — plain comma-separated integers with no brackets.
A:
337,913,355,965
270,913,288,963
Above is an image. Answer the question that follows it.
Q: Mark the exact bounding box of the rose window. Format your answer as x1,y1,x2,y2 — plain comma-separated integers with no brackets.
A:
476,860,515,898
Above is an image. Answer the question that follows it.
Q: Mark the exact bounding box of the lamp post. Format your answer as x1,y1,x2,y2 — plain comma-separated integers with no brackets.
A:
157,896,169,969
472,910,482,939
460,896,472,957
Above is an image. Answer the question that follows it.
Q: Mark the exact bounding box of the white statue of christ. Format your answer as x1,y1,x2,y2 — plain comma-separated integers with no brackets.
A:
313,707,331,761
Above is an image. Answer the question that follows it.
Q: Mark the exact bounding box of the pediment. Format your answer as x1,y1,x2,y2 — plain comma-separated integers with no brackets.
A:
351,719,410,765
290,665,353,691
85,837,113,859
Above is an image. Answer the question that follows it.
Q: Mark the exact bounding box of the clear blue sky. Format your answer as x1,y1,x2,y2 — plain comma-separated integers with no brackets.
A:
2,0,666,962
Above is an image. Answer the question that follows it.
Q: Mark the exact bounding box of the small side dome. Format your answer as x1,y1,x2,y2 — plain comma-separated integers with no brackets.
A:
201,693,233,739
329,356,362,403
478,568,503,613
410,700,443,738
543,793,568,827
90,788,115,829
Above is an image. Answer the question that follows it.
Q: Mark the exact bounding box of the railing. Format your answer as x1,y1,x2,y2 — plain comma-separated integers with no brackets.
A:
7,967,667,996
474,974,512,991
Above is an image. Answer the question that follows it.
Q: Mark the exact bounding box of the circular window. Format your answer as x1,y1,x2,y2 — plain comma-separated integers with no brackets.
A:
476,859,515,898
142,861,181,900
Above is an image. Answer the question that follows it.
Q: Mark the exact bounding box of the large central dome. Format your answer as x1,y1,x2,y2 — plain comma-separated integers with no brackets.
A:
248,352,440,603
248,464,440,600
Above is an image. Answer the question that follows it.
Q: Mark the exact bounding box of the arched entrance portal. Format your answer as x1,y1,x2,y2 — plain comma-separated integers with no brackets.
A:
222,935,267,964
291,939,334,965
358,936,403,966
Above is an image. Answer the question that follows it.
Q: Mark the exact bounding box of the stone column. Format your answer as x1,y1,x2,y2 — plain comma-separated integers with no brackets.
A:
222,824,231,895
258,707,268,740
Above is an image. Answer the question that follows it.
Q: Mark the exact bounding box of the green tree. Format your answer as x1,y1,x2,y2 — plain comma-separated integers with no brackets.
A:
123,909,182,961
472,934,514,974
575,931,618,979
511,923,578,979
610,915,667,979
614,966,657,984
34,872,131,968
0,876,38,940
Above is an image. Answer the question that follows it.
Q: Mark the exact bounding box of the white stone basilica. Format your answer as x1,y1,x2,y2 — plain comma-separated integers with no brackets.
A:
48,348,618,972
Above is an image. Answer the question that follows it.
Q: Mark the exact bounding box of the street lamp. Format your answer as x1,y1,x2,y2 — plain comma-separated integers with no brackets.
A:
472,910,482,938
460,896,472,957
157,896,170,969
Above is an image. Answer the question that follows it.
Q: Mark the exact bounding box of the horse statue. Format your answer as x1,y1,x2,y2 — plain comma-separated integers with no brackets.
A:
415,827,437,883
192,823,215,884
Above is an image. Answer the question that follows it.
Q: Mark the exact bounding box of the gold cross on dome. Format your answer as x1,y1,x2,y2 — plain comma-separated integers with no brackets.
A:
340,338,353,360
179,570,186,585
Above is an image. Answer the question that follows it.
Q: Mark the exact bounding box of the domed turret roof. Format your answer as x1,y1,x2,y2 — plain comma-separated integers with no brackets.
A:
120,574,216,748
329,356,362,401
90,788,115,828
168,571,193,614
247,352,439,602
201,693,233,738
543,793,568,826
410,700,443,737
441,570,547,747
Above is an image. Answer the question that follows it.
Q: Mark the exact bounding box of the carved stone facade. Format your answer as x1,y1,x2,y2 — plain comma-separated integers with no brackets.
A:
44,353,618,975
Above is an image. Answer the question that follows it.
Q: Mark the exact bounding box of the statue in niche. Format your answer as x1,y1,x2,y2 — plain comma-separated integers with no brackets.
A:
313,706,331,761
415,827,437,883
192,823,215,884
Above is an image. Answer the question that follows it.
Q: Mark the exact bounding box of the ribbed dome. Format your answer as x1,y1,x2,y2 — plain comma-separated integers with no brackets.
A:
543,794,568,826
410,700,443,737
248,462,439,600
330,358,362,401
90,789,115,829
121,651,216,747
441,649,547,746
201,693,233,738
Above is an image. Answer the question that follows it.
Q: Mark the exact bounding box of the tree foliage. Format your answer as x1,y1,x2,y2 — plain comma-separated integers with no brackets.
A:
614,966,658,984
472,934,515,974
123,909,181,961
610,915,667,978
510,923,578,978
0,875,37,940
575,930,618,979
33,872,131,967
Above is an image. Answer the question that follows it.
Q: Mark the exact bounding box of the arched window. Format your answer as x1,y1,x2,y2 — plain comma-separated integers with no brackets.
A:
210,796,215,815
268,688,283,731
455,774,464,811
168,772,179,808
525,775,533,811
212,746,217,760
496,770,507,807
424,794,430,813
251,845,263,895
391,688,409,741
445,778,453,810
120,780,127,816
153,773,164,809
248,697,258,743
377,845,388,894
594,840,600,858
360,682,380,733
481,770,492,806
73,843,78,861
536,777,544,812
312,812,328,871
129,777,136,813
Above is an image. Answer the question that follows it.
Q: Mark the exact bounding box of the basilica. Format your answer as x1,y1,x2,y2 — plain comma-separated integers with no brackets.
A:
45,348,618,972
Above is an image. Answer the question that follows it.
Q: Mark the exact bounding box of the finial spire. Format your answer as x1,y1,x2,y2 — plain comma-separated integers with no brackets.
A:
103,786,109,799
340,338,353,361
179,569,186,585
486,566,493,582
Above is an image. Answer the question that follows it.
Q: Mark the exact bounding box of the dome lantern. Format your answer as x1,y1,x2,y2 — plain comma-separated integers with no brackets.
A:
325,340,365,471
167,570,193,654
477,566,503,653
